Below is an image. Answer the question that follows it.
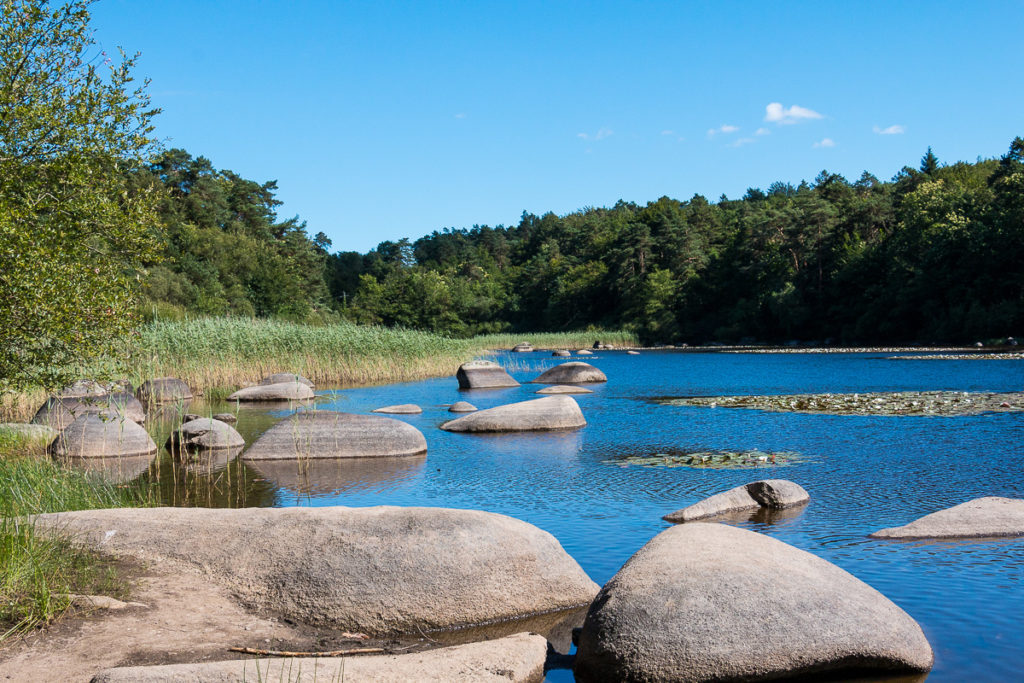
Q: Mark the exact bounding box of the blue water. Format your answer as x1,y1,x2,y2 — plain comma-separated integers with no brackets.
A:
152,351,1024,681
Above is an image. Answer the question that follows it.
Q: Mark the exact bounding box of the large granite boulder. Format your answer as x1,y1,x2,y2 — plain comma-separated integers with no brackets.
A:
663,479,810,523
372,404,423,414
50,415,158,458
90,633,548,683
574,523,933,683
32,392,145,430
441,396,585,433
260,372,314,388
136,377,192,404
166,418,245,452
227,381,315,402
536,385,593,395
532,362,607,384
456,360,520,389
243,410,427,460
871,496,1024,539
34,506,599,635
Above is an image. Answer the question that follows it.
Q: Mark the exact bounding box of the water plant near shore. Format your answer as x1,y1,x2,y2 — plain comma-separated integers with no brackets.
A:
607,449,806,470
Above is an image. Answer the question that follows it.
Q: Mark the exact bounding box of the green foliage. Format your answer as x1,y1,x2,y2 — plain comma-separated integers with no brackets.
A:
0,0,161,392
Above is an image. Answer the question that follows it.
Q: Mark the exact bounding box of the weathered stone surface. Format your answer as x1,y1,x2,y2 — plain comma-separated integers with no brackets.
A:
58,379,107,398
32,392,146,429
0,422,57,445
574,523,933,683
663,479,810,523
456,360,520,389
532,362,607,384
228,381,315,402
448,401,477,412
243,410,427,460
35,506,599,636
136,378,193,404
166,418,245,452
536,385,594,395
511,342,534,352
50,415,158,458
552,350,571,357
576,349,594,355
441,396,585,433
213,412,237,424
871,497,1024,539
372,403,423,414
260,372,314,388
90,633,548,683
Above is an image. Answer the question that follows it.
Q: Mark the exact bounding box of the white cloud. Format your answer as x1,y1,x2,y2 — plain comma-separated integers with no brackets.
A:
578,127,613,141
873,124,905,135
765,102,823,125
812,138,836,148
454,112,466,119
729,137,755,148
707,124,739,137
755,127,770,136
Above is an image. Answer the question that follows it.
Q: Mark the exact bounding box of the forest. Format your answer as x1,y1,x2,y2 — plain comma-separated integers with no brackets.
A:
144,140,1024,345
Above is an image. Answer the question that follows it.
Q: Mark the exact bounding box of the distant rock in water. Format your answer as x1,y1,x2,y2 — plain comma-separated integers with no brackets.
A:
441,396,586,433
50,414,157,458
532,362,607,384
574,523,933,683
871,496,1024,539
511,342,534,352
32,392,145,430
373,404,423,414
212,412,237,424
259,372,314,388
536,385,594,395
448,401,477,412
552,350,571,357
626,350,640,355
576,349,594,355
663,479,810,523
136,377,192,404
166,418,245,453
243,410,427,460
456,360,520,389
227,381,315,402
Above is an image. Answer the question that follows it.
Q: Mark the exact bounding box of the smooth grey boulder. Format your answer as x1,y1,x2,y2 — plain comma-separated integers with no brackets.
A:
0,422,57,445
372,403,423,414
576,349,594,355
456,360,520,389
212,412,237,424
243,410,427,460
871,496,1024,539
166,418,245,452
35,506,599,636
536,385,594,395
574,523,933,683
663,479,810,523
32,392,145,430
58,379,107,398
90,633,548,683
136,377,192,404
228,381,315,402
532,362,607,384
260,372,314,388
511,342,533,352
441,396,585,433
552,349,571,357
448,401,477,413
50,414,158,458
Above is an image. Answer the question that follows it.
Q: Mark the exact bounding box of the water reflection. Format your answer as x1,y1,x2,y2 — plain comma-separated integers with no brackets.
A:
58,453,155,484
248,456,426,500
702,502,809,527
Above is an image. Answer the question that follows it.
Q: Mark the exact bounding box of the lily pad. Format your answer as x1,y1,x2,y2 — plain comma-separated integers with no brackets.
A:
605,449,806,470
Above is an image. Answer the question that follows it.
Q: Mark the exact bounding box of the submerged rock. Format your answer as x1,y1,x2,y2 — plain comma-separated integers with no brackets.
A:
243,410,427,460
532,362,607,384
227,381,315,402
456,360,520,389
32,393,145,430
536,385,594,395
871,496,1024,539
50,414,157,458
166,418,245,452
260,372,314,388
372,404,423,414
441,396,585,433
575,523,933,683
135,377,192,404
448,401,477,413
91,633,548,683
34,506,599,636
663,479,810,523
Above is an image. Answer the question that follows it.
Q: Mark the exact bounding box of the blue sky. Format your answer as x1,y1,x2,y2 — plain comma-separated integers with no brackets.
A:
91,1,1024,253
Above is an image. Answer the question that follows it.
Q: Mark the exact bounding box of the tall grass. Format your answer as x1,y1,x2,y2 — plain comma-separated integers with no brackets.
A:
473,330,638,351
0,430,152,638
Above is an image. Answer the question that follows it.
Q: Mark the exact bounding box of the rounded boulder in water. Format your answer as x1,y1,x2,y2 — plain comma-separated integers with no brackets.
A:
532,362,607,384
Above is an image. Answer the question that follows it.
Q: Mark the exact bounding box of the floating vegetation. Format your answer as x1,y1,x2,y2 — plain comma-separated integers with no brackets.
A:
660,391,1024,417
607,449,806,470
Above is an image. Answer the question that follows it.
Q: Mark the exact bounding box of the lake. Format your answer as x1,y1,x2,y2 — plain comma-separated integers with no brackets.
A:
129,350,1024,681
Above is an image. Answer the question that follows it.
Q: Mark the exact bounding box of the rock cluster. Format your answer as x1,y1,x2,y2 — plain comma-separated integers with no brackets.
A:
32,392,146,429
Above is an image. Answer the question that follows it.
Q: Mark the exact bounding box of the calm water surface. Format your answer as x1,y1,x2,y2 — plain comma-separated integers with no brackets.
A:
131,351,1023,681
